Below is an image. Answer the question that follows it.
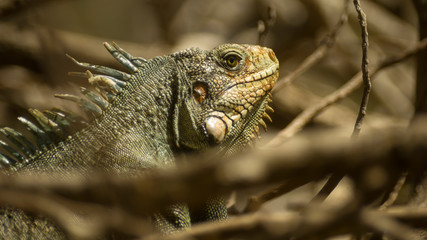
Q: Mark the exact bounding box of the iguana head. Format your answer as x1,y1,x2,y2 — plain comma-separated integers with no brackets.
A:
173,43,279,154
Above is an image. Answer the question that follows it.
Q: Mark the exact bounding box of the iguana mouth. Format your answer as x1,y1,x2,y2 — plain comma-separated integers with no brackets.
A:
220,63,278,93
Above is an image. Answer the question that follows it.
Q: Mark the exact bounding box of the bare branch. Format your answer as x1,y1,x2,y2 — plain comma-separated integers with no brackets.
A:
309,173,345,205
379,172,408,211
413,0,427,114
351,0,371,137
385,206,427,227
308,0,372,210
243,178,312,213
257,5,276,46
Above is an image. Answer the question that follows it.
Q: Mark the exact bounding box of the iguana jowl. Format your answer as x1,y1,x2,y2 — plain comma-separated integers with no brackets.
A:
0,43,279,238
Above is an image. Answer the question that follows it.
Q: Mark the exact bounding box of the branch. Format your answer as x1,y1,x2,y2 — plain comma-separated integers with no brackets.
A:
308,173,345,205
257,5,276,46
351,0,371,137
413,0,427,114
309,0,372,211
243,177,312,213
379,172,407,211
360,208,423,240
385,206,427,227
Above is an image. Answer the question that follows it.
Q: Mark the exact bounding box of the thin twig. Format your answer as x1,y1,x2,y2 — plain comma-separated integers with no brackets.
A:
273,0,350,92
257,5,276,46
308,0,371,208
243,178,314,213
379,172,408,211
351,0,371,138
309,173,345,204
145,211,302,240
413,0,427,114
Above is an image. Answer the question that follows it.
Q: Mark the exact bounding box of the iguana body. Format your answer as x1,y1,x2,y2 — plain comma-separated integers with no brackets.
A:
0,43,279,238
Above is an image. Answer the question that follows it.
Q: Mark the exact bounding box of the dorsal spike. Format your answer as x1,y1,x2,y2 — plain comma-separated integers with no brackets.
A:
254,126,260,137
55,94,102,120
262,112,273,122
265,105,274,113
29,109,63,141
80,87,109,110
70,71,126,88
0,140,27,163
54,93,80,103
104,75,127,88
259,119,267,131
0,152,17,167
100,90,117,103
66,54,131,81
79,98,102,119
51,109,89,129
43,110,74,136
17,117,52,148
68,71,87,78
0,128,36,156
103,42,139,72
249,132,256,140
86,71,124,94
111,42,147,67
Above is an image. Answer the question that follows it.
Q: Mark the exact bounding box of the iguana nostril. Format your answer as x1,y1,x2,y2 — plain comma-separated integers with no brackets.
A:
268,50,278,64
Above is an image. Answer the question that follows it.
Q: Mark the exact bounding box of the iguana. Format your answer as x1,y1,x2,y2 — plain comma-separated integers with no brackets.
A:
0,42,279,239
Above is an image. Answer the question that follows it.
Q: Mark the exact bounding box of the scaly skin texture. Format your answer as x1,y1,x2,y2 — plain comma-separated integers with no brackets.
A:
0,43,279,238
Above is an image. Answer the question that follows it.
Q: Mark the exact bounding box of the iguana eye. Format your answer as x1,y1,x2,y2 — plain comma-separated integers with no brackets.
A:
223,53,241,69
193,83,207,103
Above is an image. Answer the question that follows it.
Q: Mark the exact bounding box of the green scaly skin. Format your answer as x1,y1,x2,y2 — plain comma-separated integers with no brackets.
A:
0,43,279,238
